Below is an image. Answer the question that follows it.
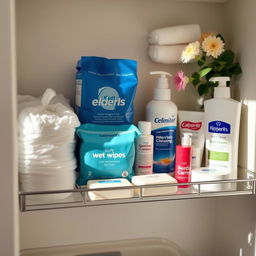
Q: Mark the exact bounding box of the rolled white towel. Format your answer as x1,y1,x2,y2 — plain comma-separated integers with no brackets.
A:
148,45,187,64
149,24,201,45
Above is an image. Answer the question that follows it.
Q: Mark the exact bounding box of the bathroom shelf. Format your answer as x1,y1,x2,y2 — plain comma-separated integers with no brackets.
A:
19,169,256,212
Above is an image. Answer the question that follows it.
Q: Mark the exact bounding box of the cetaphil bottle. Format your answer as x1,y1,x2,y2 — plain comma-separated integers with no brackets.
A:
204,77,241,189
146,71,177,175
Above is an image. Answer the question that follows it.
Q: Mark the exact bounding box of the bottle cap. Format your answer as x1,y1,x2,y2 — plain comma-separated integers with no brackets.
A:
182,133,192,146
150,71,172,101
210,77,230,98
138,121,151,135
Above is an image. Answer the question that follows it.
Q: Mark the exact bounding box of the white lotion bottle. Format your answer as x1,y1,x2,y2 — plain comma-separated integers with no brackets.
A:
204,77,241,185
135,121,154,175
146,71,177,175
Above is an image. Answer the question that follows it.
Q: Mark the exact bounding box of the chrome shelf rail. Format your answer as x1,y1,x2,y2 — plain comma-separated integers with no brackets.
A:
19,170,256,212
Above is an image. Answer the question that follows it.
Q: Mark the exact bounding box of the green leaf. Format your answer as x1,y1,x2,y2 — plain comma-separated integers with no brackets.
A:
191,72,200,86
192,72,200,80
218,50,235,65
198,84,209,96
192,79,200,86
199,67,213,78
216,65,224,72
218,61,226,66
191,72,200,80
205,70,215,80
230,63,242,75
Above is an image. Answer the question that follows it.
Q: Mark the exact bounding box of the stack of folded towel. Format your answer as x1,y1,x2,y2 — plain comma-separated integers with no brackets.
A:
148,24,201,64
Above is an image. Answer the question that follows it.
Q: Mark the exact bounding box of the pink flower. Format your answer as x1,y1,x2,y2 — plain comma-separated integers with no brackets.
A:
174,71,188,91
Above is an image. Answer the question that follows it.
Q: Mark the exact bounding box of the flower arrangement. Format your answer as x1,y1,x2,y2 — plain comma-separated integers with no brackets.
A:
174,33,242,106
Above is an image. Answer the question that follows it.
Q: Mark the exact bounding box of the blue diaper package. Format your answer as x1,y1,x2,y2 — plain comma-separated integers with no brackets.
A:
76,124,140,185
75,56,138,125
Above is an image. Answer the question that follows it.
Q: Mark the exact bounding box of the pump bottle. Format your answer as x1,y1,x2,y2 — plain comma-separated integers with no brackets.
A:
174,133,192,188
146,71,177,175
204,77,241,186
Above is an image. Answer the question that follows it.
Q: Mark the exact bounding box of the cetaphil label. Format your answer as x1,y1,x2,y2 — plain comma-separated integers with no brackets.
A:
154,117,176,123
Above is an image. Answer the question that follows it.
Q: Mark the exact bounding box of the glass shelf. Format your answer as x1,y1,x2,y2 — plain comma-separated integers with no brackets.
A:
19,169,256,212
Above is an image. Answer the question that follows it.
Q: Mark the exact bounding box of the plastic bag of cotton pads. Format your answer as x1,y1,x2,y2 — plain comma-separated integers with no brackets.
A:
18,93,70,114
18,88,80,201
75,56,138,125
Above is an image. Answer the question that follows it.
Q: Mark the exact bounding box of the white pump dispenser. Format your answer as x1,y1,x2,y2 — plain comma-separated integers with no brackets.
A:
146,71,177,175
150,71,172,101
204,76,241,189
210,76,230,98
182,133,192,147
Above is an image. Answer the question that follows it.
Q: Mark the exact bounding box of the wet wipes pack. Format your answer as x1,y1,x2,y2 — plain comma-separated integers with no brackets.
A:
76,124,140,185
75,56,138,125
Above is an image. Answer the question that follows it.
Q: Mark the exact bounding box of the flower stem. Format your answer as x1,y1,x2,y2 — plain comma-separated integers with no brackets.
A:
195,55,206,64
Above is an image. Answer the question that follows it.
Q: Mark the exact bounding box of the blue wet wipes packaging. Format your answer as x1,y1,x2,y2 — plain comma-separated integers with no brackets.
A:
76,124,140,185
75,56,138,125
